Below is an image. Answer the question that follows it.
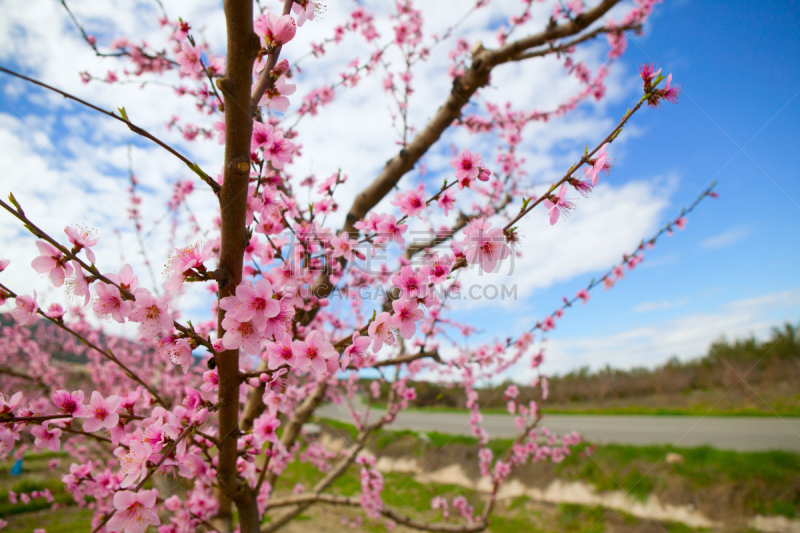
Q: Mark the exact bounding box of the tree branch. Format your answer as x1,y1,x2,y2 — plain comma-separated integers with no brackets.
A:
249,0,295,111
0,281,168,407
340,0,624,239
0,66,220,194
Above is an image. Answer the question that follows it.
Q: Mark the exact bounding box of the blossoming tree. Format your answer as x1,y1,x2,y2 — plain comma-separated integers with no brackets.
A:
0,0,716,532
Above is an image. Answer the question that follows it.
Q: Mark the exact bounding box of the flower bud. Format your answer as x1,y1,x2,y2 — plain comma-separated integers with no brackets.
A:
164,495,182,511
272,58,290,78
275,15,297,45
193,408,209,426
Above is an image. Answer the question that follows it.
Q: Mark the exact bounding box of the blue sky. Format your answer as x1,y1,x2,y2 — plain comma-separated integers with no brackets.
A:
0,0,797,379
447,0,800,377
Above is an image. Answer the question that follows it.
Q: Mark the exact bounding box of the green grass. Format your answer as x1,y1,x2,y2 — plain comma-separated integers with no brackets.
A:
4,507,93,533
555,503,606,533
318,419,800,520
555,443,800,517
4,421,798,531
0,452,76,517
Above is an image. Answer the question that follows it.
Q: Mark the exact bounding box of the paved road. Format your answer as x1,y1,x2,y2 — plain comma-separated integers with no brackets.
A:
318,403,800,452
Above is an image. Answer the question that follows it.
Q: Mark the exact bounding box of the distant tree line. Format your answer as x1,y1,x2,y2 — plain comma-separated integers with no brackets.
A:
371,323,800,409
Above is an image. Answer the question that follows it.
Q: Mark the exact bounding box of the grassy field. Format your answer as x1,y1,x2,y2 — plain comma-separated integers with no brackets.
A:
2,420,798,532
321,418,800,521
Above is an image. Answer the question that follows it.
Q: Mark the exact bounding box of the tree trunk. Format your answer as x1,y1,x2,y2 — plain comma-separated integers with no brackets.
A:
215,0,259,530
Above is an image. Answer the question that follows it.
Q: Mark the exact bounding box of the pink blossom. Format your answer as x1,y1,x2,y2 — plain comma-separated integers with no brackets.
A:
376,215,408,246
142,416,178,453
292,1,317,26
253,413,280,444
251,120,273,152
220,280,280,334
264,129,293,169
291,330,336,374
31,422,62,452
0,392,22,414
639,62,662,85
661,73,681,104
504,385,519,400
341,331,370,370
674,216,687,230
157,334,194,373
543,185,574,225
221,316,263,355
64,225,99,263
0,428,18,455
164,242,214,291
108,263,139,292
176,42,204,77
212,121,225,144
31,240,73,287
52,390,88,417
106,489,160,533
266,337,296,369
330,233,356,261
584,144,610,186
129,289,173,339
391,187,426,218
368,312,396,352
202,369,219,391
391,266,430,300
93,283,131,323
119,440,152,488
576,289,590,304
463,219,511,272
478,447,493,477
390,298,424,339
450,149,482,187
66,261,91,306
437,187,457,215
262,297,296,341
193,408,209,426
255,13,297,50
0,258,9,272
44,303,65,319
83,391,121,432
182,386,207,416
11,292,39,325
110,37,129,50
173,20,190,41
428,254,453,284
258,76,296,112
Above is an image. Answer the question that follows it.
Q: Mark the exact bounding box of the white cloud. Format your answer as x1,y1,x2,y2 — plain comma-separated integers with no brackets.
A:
701,225,750,250
537,287,800,377
0,0,698,354
453,176,676,310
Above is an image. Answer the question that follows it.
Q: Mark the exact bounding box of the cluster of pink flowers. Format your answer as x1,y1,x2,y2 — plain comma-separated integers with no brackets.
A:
357,454,384,519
